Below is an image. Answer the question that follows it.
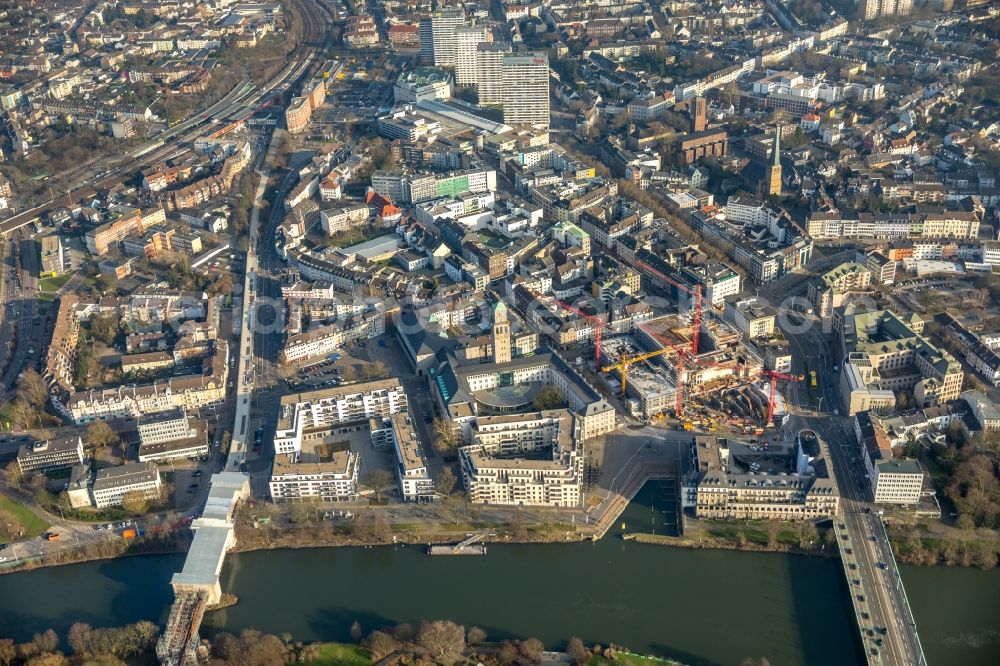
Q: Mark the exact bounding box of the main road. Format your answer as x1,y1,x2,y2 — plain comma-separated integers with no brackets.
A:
780,312,925,666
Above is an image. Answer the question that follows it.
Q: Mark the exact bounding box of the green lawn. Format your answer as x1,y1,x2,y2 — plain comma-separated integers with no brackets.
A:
0,495,50,544
38,273,73,293
304,643,372,666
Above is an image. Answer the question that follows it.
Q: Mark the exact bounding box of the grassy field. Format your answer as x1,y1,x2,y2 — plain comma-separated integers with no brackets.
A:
304,643,372,666
38,273,73,293
0,495,50,544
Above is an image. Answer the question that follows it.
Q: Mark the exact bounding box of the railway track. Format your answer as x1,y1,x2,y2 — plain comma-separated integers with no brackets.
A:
0,0,336,237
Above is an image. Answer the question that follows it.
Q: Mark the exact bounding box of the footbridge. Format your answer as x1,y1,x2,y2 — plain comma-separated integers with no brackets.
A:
156,472,250,665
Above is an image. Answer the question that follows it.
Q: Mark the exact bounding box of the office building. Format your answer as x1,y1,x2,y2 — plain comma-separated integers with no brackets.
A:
16,436,85,474
683,432,840,520
871,459,925,504
835,307,963,415
502,52,550,128
807,262,873,318
723,296,777,339
459,410,583,507
137,409,209,462
91,462,162,509
40,235,65,277
393,67,453,103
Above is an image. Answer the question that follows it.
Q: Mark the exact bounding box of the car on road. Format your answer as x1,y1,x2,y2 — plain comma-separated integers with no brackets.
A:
0,556,7,562
876,562,888,569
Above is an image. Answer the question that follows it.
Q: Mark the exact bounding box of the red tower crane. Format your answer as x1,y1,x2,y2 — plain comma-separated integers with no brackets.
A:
631,256,703,356
758,371,803,426
532,291,609,364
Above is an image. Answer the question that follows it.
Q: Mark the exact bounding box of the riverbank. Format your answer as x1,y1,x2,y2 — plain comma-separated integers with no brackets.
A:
4,510,996,579
623,532,838,559
0,531,190,575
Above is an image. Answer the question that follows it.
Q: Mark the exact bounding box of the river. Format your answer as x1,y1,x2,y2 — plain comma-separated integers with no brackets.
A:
0,482,997,666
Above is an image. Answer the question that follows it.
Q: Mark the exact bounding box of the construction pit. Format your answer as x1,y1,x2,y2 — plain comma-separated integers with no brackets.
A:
598,314,771,425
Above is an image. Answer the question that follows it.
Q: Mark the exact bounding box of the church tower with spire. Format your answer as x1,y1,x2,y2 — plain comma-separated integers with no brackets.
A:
766,126,783,197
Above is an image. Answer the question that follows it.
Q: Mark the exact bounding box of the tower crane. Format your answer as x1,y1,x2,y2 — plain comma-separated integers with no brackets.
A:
630,255,704,356
757,370,803,426
531,291,609,364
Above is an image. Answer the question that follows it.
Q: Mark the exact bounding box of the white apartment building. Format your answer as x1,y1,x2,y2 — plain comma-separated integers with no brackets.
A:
269,449,360,502
860,0,912,21
454,25,490,86
870,459,924,505
459,410,583,508
282,308,384,364
91,462,162,509
371,413,434,502
274,380,408,455
476,43,509,105
724,196,778,227
320,202,369,236
502,52,550,129
431,10,465,69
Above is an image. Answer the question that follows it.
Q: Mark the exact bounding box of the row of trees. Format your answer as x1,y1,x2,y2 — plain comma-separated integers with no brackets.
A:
0,621,157,666
893,531,998,570
356,620,597,666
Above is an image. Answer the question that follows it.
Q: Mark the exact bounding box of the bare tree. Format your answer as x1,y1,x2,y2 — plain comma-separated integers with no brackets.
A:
11,399,37,430
416,620,465,660
18,369,48,409
350,621,363,643
4,461,23,490
795,521,818,549
467,626,487,647
31,629,59,654
0,639,13,666
520,637,545,663
567,637,589,665
121,491,150,515
84,420,119,451
363,468,394,504
365,631,398,660
433,417,459,456
437,466,457,497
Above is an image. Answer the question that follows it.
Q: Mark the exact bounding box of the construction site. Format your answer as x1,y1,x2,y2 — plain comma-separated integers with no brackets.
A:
599,312,798,433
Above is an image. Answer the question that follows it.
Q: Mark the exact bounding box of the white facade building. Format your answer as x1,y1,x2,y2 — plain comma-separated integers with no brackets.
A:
91,462,162,509
502,53,550,128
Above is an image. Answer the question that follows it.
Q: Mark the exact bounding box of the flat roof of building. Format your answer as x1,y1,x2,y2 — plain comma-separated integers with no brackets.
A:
92,462,158,491
876,459,923,475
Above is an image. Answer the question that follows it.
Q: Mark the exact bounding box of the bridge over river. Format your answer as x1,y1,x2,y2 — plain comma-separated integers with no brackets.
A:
155,169,266,665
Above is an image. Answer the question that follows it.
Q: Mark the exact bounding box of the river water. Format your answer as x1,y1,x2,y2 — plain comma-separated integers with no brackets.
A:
0,482,997,666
